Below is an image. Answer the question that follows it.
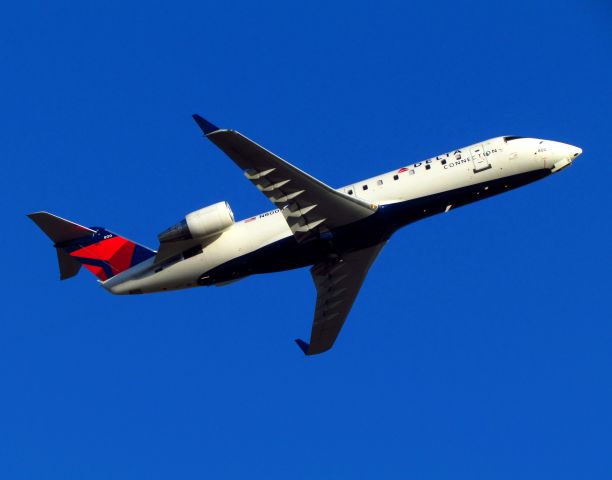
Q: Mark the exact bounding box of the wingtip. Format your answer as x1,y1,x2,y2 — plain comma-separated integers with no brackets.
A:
192,114,220,135
26,211,48,220
294,339,311,355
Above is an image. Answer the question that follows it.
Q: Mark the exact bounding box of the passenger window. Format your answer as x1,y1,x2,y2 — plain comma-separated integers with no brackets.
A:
441,159,447,165
393,174,399,180
425,165,431,170
377,179,383,186
409,170,415,175
347,189,353,195
362,185,368,191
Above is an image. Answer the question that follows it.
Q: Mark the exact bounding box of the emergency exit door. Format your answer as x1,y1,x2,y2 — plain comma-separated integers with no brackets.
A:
470,145,491,173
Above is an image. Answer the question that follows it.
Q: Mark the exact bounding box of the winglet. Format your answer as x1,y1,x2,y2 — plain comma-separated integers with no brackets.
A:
192,114,220,135
294,338,311,355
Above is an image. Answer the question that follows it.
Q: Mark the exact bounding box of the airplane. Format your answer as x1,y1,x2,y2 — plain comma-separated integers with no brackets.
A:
29,115,582,355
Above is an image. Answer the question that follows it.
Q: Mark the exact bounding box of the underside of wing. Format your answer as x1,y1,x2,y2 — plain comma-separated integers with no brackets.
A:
192,114,377,243
296,242,386,355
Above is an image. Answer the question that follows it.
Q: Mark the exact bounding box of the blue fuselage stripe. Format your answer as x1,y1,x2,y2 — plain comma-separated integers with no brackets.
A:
198,168,550,285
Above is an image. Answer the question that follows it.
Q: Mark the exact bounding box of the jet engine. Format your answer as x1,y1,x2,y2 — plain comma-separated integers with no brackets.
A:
158,201,235,243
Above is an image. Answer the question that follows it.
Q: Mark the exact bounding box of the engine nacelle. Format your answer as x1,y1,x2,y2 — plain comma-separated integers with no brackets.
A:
158,201,235,243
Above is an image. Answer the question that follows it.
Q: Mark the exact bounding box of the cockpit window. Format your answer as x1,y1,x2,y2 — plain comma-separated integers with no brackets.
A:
503,136,525,143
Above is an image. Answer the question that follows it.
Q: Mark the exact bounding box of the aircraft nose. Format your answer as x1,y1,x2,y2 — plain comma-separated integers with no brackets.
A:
549,142,582,173
558,142,582,159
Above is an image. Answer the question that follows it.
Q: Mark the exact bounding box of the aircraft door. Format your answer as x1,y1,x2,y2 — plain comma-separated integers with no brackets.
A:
470,144,491,173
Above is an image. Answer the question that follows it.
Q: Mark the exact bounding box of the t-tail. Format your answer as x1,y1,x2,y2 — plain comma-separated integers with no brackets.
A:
28,212,155,281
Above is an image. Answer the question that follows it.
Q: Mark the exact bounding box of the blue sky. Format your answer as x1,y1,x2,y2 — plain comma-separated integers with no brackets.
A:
1,0,611,478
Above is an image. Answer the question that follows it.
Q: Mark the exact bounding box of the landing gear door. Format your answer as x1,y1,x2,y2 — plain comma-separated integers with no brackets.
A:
470,144,491,173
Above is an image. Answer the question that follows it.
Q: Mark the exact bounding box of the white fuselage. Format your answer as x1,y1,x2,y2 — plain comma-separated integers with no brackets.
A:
103,136,580,295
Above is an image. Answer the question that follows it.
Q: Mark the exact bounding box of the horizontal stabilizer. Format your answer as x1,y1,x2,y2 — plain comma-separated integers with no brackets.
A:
28,212,95,245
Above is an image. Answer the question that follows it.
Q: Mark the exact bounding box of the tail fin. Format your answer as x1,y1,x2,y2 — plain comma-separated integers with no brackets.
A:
28,212,156,281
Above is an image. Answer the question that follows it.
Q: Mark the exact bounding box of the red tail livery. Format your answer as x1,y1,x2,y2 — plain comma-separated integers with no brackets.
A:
28,212,155,281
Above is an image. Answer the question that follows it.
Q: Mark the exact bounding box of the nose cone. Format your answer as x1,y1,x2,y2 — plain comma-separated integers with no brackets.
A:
548,142,582,173
555,141,582,159
571,145,583,158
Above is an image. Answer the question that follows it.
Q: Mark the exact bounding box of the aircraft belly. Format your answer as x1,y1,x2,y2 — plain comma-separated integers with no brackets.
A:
108,213,294,293
196,211,304,285
378,168,551,228
199,231,317,285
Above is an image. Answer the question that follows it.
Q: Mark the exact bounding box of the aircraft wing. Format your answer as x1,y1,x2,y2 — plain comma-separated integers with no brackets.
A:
295,242,386,355
192,114,378,243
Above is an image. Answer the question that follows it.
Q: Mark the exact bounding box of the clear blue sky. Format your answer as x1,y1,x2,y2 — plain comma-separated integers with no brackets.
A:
2,1,611,478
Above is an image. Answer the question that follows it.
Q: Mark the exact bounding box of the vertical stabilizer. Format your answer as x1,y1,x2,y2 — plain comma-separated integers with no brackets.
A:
28,211,155,281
